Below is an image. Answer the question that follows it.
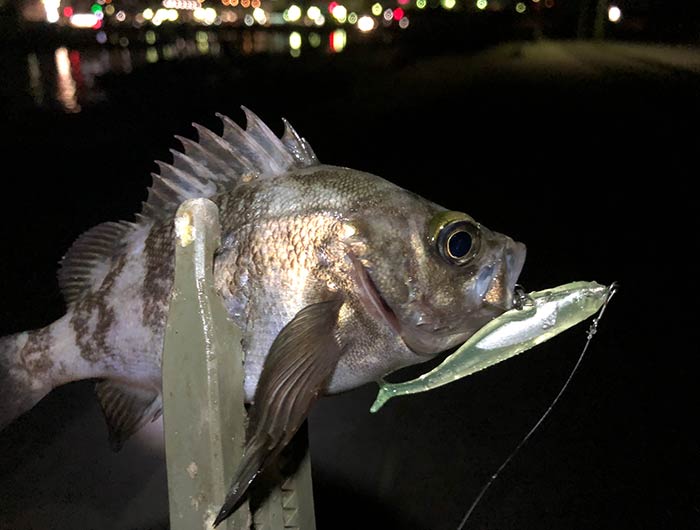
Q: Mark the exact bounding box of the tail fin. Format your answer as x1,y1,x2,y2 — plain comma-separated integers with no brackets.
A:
0,331,53,431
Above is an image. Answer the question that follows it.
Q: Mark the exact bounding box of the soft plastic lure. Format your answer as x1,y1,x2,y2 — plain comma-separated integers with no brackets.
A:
371,281,613,412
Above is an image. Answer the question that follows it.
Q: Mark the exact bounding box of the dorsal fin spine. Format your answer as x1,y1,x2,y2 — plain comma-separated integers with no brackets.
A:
217,117,263,167
281,117,318,166
192,124,250,177
170,149,219,185
140,109,320,222
175,135,232,178
157,162,215,195
239,107,295,171
209,116,263,173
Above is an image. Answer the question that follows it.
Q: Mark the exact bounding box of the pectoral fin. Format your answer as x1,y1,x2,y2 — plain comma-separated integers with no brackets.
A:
214,297,344,527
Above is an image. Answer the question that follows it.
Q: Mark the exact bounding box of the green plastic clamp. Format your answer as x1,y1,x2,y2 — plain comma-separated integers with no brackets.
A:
162,198,316,530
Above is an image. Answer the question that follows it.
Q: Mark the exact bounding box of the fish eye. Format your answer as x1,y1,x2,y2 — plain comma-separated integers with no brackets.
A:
429,211,481,266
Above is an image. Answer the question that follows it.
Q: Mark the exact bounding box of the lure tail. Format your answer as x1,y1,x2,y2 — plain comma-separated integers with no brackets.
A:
0,330,55,431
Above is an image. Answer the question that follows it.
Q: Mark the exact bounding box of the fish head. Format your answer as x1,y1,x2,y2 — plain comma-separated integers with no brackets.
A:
347,203,526,357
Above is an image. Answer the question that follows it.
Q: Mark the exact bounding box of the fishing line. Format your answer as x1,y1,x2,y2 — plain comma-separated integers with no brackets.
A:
456,282,618,530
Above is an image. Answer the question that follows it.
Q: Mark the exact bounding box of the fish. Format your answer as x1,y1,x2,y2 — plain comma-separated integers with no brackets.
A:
370,281,614,412
0,107,526,524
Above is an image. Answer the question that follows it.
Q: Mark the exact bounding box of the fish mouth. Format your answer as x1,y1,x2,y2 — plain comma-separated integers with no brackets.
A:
351,256,402,337
351,256,437,356
480,240,527,311
350,239,526,356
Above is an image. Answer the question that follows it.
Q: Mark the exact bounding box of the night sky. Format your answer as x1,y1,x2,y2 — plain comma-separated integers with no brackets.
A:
0,5,698,530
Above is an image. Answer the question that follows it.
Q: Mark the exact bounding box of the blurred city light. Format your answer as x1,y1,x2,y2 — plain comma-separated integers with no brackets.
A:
515,2,526,13
43,0,60,22
146,47,159,63
55,47,80,113
392,7,403,20
441,0,455,9
307,6,321,19
289,31,302,49
348,12,357,23
608,5,621,23
371,3,382,16
243,13,254,25
115,10,125,20
196,30,209,53
416,0,426,9
357,15,374,31
151,8,174,25
284,4,302,22
383,8,392,20
193,6,217,24
331,4,347,23
330,28,346,52
143,8,154,19
308,32,321,47
221,11,238,22
163,0,199,9
398,16,409,28
253,7,267,24
70,13,100,27
476,0,487,10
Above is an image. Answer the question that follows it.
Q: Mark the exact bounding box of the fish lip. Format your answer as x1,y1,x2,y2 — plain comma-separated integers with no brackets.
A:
482,241,527,311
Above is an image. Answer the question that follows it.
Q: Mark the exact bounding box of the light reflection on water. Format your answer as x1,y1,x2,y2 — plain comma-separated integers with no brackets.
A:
54,47,81,113
23,28,357,113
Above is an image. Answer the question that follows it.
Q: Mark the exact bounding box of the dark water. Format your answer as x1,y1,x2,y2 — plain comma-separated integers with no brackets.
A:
9,28,377,114
0,19,698,530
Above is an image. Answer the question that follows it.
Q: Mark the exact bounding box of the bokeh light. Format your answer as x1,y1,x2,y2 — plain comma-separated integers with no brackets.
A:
330,28,346,52
43,0,60,22
284,5,302,22
289,31,302,50
331,4,347,23
608,6,621,23
308,32,322,47
357,15,375,32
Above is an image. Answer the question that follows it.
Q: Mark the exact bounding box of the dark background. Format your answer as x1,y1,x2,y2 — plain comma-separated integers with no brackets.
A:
0,2,698,529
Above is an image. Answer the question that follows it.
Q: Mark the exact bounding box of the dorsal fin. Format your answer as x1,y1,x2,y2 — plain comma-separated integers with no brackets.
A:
141,107,319,222
58,221,135,305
